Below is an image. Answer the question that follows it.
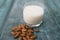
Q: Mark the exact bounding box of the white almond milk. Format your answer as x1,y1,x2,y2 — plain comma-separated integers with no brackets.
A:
23,5,44,25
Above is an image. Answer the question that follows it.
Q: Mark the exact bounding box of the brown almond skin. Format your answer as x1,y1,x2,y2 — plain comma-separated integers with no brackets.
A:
11,26,18,31
23,37,27,40
11,32,16,36
14,32,20,38
12,26,21,32
19,36,23,40
30,36,36,39
11,32,19,38
28,33,33,36
18,25,22,30
28,39,34,40
26,35,30,39
22,29,27,32
25,26,28,29
22,32,27,35
11,24,37,40
34,30,39,32
28,29,33,33
20,34,26,37
20,24,26,29
34,29,39,32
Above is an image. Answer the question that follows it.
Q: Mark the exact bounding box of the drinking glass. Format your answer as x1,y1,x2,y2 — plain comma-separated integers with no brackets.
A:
23,1,45,27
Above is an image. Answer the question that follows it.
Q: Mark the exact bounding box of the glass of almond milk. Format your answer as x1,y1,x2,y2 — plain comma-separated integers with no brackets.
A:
23,2,44,27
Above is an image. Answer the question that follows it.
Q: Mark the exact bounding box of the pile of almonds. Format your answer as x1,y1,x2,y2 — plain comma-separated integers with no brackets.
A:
11,24,39,40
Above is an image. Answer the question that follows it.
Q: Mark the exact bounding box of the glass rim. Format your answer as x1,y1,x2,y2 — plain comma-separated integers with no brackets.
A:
23,1,45,9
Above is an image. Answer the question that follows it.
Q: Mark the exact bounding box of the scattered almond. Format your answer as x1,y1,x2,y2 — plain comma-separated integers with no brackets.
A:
11,24,39,40
34,29,39,32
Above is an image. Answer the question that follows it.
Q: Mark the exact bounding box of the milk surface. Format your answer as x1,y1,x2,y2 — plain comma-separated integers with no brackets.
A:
23,5,44,25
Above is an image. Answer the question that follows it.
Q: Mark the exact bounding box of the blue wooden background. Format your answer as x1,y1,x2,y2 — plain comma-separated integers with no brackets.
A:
0,0,60,40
